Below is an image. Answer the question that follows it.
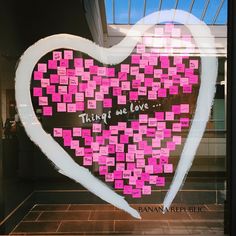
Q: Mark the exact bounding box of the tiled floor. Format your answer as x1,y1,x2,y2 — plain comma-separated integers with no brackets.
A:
10,204,225,235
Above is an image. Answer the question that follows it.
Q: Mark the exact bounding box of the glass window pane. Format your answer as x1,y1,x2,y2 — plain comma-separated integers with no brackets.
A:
105,0,113,24
114,0,129,24
130,0,145,24
161,0,176,10
215,0,227,24
145,0,160,16
177,0,192,11
203,0,222,24
190,0,206,20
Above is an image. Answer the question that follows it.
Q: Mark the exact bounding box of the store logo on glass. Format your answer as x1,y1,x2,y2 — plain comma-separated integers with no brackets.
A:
15,10,217,218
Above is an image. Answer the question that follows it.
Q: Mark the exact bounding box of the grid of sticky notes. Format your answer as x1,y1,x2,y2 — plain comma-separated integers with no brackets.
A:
32,40,199,116
52,105,189,198
32,25,199,198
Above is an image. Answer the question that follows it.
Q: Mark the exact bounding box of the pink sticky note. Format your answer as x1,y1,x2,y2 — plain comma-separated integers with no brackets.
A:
116,144,124,152
139,114,148,123
106,157,115,166
68,85,77,94
180,104,189,113
63,136,71,146
142,186,151,195
172,123,182,132
129,91,138,101
83,156,92,166
173,135,182,145
99,166,108,175
50,74,59,84
38,63,47,72
189,75,198,84
46,85,55,94
114,170,123,179
105,173,114,182
81,72,90,81
145,78,153,87
144,65,153,74
63,94,72,103
152,138,161,147
71,140,79,149
57,103,66,112
118,72,127,81
158,88,167,98
53,128,63,137
172,105,180,114
33,87,42,97
164,164,173,173
34,71,43,80
103,98,112,108
59,59,69,68
41,79,50,88
154,69,162,78
145,165,154,174
156,177,165,186
155,112,164,121
38,97,48,106
189,59,199,69
148,118,157,127
64,50,73,59
87,100,96,109
93,123,101,133
74,58,83,67
137,44,145,53
89,66,98,75
57,67,66,76
51,93,61,102
115,180,124,189
138,87,147,96
121,64,130,73
167,141,176,150
48,60,57,69
165,112,174,121
68,77,78,86
155,27,164,36
180,118,189,127
169,86,179,95
73,128,82,137
126,153,134,162
183,85,192,93
171,28,181,37
116,152,125,161
106,68,115,77
84,59,94,68
148,91,157,100
149,56,158,66
43,106,52,116
97,67,106,76
120,134,129,144
132,189,141,198
67,103,76,112
102,80,110,88
67,69,75,76
117,95,126,105
121,81,130,90
85,89,94,98
131,54,140,64
136,73,144,81
75,93,84,102
123,185,133,195
75,147,84,156
53,51,62,60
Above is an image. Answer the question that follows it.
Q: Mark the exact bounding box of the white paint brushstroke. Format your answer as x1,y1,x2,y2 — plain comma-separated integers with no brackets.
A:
15,9,217,217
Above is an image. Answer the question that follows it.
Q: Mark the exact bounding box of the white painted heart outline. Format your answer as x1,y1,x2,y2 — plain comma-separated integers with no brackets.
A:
15,9,217,219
